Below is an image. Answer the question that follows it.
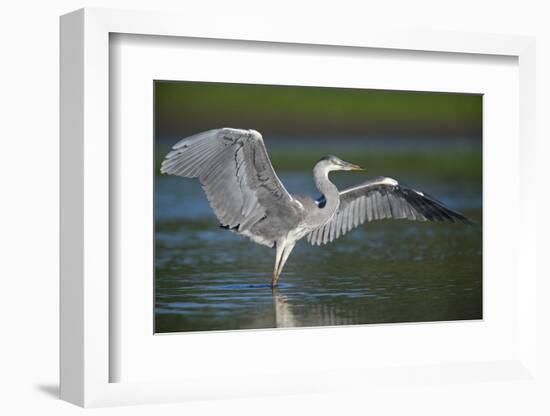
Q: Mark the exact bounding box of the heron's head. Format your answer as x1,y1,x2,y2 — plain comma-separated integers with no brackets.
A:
317,155,364,172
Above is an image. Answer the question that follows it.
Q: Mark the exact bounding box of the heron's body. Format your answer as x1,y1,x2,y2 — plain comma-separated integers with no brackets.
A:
161,128,472,287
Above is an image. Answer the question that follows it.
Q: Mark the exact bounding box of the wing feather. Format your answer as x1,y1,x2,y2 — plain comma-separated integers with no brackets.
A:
308,176,473,245
161,128,304,246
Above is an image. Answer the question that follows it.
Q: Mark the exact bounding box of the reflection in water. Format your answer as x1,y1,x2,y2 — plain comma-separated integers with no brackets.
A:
155,172,482,333
272,289,296,328
273,289,362,328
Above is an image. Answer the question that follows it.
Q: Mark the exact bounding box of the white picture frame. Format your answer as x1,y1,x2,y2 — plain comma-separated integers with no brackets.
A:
60,7,537,408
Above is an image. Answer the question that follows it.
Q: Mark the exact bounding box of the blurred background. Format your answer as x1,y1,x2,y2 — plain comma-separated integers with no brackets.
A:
154,81,482,333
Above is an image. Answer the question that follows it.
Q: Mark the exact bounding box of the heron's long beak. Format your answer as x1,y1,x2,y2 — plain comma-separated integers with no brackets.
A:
344,162,364,171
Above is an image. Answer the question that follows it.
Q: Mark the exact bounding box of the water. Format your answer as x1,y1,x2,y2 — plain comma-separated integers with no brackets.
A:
155,170,482,333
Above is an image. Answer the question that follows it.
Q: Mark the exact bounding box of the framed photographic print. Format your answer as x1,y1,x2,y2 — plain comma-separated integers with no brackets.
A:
60,8,538,408
153,81,482,334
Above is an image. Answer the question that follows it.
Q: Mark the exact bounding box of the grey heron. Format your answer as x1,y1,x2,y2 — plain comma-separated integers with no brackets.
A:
161,128,472,288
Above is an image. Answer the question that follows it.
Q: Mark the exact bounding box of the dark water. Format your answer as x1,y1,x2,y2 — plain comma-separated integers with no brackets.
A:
155,169,482,333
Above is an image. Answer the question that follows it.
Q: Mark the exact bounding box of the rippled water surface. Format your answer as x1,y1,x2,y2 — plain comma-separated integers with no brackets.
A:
155,168,482,333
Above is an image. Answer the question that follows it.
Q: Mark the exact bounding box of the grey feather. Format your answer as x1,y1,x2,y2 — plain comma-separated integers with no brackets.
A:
308,176,473,246
161,128,305,247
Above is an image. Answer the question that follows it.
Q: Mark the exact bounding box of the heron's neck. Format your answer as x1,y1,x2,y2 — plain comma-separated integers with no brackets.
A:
313,165,340,215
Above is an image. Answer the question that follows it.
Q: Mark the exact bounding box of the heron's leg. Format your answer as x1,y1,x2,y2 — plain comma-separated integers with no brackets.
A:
272,242,284,287
272,241,296,288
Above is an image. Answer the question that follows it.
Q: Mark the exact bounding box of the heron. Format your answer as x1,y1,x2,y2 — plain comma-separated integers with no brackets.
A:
160,128,472,288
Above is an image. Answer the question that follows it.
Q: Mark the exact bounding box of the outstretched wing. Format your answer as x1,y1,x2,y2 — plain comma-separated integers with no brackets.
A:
307,176,473,246
160,128,304,245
